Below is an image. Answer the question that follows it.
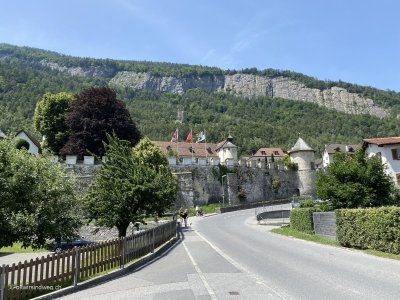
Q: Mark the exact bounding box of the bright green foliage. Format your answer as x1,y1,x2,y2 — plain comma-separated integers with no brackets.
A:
336,207,400,254
316,150,394,209
84,134,178,237
0,138,81,248
290,208,315,234
33,92,75,154
282,155,298,170
133,136,168,168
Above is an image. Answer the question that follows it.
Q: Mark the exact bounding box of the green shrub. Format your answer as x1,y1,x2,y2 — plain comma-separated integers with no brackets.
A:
299,199,314,208
290,208,315,234
299,199,331,211
336,207,400,255
282,155,298,170
15,138,30,150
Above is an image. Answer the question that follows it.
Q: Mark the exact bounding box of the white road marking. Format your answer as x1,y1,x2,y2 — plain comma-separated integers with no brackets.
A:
182,241,218,300
194,230,290,300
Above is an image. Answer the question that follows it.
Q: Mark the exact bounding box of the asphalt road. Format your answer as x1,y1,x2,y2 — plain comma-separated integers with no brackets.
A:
56,209,400,299
194,209,400,300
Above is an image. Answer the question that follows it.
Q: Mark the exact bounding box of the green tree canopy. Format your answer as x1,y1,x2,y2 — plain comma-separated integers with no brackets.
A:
60,87,141,159
316,150,394,208
84,134,178,237
33,92,74,154
0,138,81,248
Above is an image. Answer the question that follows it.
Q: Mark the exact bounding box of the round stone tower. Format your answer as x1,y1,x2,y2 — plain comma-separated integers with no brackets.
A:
289,138,316,197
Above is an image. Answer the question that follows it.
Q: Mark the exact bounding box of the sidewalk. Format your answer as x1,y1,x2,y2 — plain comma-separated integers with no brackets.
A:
0,252,49,267
56,225,283,300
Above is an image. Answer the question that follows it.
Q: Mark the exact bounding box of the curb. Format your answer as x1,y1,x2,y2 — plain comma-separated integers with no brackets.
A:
32,237,179,300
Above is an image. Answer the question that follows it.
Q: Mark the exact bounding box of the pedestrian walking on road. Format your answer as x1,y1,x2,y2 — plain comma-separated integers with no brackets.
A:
178,208,190,227
182,209,189,227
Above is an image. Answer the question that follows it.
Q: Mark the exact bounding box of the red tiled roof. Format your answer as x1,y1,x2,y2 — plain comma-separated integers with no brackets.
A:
154,141,219,157
363,137,400,146
253,148,285,157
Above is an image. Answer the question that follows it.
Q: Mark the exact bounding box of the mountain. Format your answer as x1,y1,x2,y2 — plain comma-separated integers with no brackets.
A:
1,43,399,155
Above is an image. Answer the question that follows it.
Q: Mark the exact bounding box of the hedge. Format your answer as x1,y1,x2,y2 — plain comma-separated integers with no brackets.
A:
336,207,400,255
290,208,315,234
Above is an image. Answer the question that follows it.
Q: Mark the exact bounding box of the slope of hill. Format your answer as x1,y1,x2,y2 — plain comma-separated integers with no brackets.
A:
1,44,399,155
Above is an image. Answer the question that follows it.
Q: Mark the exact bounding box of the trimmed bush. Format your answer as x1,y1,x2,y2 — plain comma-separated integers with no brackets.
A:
290,208,315,234
336,207,400,255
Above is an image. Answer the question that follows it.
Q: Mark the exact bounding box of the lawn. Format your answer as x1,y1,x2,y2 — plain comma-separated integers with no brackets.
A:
0,242,47,253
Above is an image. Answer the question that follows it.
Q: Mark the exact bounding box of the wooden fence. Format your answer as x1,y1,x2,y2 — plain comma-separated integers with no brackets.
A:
0,220,176,300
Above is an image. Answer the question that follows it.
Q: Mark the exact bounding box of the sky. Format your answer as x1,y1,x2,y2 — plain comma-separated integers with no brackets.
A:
1,0,399,91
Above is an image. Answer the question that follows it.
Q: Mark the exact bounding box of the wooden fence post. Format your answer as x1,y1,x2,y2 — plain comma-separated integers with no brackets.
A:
73,246,80,287
0,264,5,300
121,238,126,269
152,228,155,253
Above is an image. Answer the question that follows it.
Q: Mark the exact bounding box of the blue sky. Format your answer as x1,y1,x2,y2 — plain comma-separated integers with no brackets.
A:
1,0,399,91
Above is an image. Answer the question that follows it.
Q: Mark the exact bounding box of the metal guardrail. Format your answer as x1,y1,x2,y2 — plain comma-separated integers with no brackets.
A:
255,202,296,224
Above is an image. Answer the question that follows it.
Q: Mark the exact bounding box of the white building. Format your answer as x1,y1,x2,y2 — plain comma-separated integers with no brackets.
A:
215,135,238,166
155,135,238,166
15,129,41,154
155,141,220,166
249,147,285,163
363,137,400,185
322,144,360,168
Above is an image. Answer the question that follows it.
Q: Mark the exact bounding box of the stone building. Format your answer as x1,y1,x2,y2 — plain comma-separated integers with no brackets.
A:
289,137,316,197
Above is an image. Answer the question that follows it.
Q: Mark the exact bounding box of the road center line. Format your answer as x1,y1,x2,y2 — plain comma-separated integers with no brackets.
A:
182,241,218,300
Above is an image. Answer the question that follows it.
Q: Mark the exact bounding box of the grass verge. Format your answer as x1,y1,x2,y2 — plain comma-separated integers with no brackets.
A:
271,226,339,246
0,242,47,253
271,225,400,261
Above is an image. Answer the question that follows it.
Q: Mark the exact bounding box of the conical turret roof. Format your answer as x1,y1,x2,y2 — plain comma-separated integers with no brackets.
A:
290,138,314,153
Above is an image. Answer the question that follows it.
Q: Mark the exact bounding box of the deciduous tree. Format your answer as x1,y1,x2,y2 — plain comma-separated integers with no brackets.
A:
0,138,81,248
316,150,394,208
84,135,178,237
33,92,74,154
60,87,141,158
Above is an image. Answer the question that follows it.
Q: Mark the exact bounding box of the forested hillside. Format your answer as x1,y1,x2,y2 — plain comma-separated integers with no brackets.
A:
1,44,400,156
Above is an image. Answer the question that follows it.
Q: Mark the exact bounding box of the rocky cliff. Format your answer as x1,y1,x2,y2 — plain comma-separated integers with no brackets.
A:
110,72,388,118
37,59,387,118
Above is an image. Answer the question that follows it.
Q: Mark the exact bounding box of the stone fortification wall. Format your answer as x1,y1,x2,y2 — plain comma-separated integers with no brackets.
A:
63,163,315,208
170,165,306,207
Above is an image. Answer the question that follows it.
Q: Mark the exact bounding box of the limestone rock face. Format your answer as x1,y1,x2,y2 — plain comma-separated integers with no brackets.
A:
40,60,116,78
223,75,387,118
110,72,387,118
110,71,225,94
41,61,388,118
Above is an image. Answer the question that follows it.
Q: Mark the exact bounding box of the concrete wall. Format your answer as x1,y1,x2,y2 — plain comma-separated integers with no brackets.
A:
313,212,337,240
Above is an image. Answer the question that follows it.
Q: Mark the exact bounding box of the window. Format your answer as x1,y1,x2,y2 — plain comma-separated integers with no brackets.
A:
391,149,400,160
396,173,400,183
274,151,279,155
261,151,266,155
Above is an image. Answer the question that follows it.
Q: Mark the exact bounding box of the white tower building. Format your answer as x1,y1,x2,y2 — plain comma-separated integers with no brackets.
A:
289,138,316,197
